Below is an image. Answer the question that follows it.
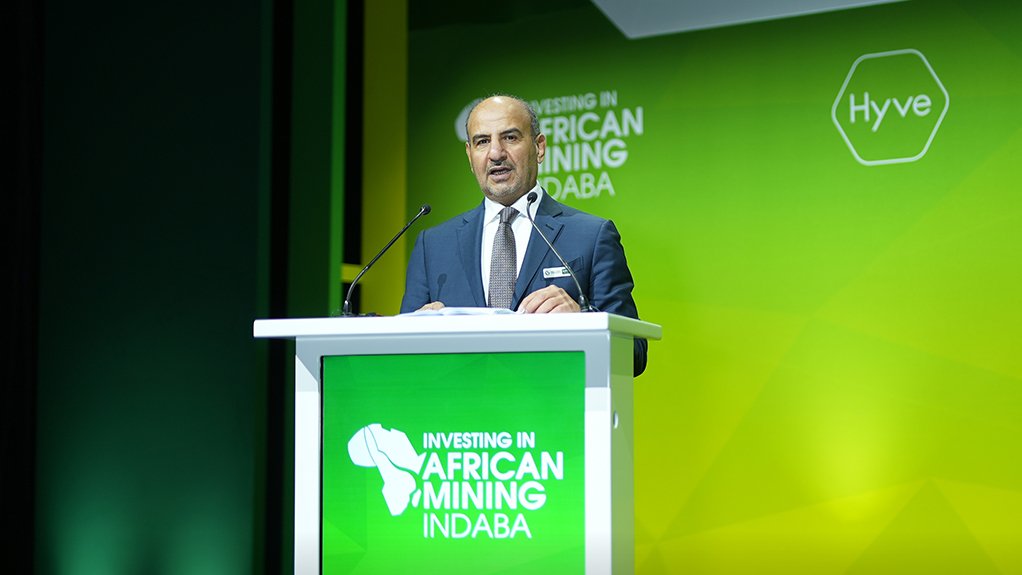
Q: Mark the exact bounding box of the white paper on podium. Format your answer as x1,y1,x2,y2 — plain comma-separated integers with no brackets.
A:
400,306,518,316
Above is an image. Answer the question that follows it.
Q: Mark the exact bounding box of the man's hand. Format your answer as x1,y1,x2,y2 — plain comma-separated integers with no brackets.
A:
418,302,445,311
517,286,580,314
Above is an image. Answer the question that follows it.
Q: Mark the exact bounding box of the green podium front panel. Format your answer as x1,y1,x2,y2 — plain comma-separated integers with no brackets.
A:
322,351,586,574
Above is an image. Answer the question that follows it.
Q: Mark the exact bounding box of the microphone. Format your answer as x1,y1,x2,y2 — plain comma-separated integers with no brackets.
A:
341,204,431,316
524,192,595,312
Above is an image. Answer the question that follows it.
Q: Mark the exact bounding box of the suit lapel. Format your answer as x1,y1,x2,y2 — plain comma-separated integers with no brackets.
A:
513,195,564,306
457,203,486,307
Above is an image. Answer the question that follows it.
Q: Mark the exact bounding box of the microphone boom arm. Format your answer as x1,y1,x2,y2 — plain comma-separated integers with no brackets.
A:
342,204,431,316
525,192,595,312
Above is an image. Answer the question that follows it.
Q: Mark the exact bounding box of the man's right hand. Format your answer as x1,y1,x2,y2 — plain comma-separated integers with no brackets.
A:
418,302,445,311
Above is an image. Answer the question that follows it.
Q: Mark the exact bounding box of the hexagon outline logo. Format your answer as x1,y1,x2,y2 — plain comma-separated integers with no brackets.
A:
831,48,950,166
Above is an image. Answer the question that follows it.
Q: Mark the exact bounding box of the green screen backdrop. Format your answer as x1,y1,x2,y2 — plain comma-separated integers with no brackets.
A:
405,1,1022,573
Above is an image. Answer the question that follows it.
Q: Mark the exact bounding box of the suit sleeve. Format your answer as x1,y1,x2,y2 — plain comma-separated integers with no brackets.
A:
589,220,648,377
400,230,430,314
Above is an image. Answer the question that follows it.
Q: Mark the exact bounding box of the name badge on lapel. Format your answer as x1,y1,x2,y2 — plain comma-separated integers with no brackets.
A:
543,266,571,279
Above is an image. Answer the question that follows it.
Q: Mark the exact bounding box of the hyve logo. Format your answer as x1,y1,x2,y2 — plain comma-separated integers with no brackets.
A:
832,49,949,166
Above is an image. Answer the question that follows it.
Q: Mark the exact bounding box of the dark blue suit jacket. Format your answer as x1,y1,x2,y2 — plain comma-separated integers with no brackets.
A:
401,195,647,376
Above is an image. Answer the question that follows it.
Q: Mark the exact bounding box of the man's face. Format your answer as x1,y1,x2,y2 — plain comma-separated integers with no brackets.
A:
465,97,546,205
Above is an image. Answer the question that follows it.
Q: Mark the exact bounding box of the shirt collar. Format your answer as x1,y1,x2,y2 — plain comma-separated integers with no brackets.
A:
483,184,544,223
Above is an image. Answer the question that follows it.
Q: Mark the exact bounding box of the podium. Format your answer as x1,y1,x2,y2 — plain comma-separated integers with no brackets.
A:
254,312,661,575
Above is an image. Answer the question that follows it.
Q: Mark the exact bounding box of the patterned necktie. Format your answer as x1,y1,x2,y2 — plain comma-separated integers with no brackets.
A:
488,206,519,309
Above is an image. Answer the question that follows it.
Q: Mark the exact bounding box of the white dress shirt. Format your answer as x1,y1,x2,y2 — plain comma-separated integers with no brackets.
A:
480,184,543,304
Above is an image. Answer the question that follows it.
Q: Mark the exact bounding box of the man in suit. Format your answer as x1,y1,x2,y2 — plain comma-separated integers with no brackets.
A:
400,94,647,375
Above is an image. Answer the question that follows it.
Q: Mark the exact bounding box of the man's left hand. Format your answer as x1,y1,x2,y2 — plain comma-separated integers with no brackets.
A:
517,285,580,314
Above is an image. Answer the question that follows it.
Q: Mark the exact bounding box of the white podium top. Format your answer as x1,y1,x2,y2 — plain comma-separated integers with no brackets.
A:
253,312,661,341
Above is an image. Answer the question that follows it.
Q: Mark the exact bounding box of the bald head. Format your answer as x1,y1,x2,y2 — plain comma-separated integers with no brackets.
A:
465,95,541,143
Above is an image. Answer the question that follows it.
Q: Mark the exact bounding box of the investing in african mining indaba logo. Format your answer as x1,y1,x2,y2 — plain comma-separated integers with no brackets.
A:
349,423,564,539
832,49,949,166
456,91,644,200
